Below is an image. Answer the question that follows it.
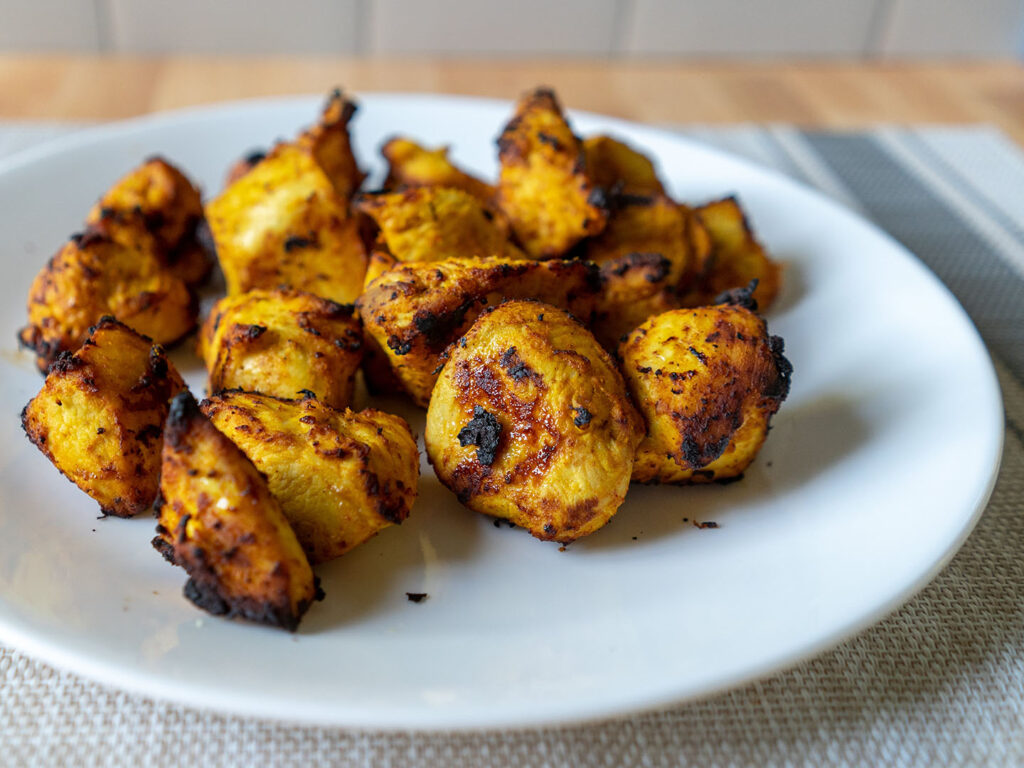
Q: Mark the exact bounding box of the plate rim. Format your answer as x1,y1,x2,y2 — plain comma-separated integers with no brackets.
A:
0,92,1005,730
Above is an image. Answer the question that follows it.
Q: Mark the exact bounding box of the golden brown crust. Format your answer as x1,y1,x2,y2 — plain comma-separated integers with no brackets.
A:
496,87,608,258
203,391,420,564
21,317,186,516
381,137,497,206
582,135,666,196
19,227,195,372
85,157,212,288
618,301,792,484
425,300,643,543
205,143,367,304
199,289,363,409
682,196,782,310
157,391,316,630
357,256,602,407
355,186,522,266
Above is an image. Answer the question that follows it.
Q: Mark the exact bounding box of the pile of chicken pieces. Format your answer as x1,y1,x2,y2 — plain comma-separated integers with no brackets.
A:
19,87,791,630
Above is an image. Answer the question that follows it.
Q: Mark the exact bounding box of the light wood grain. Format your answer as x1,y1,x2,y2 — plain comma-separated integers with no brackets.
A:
1,56,1023,146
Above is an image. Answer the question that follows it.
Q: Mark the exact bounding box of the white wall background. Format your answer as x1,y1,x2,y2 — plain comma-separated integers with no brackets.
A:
1,0,1022,57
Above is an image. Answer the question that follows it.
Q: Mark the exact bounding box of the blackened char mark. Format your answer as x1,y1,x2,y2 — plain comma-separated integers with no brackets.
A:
766,335,793,401
499,346,533,382
573,406,592,427
457,405,502,466
681,433,731,469
713,279,760,311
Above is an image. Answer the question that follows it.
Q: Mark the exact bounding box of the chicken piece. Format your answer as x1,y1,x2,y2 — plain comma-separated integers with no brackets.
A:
85,157,212,288
203,391,419,564
591,253,682,350
19,227,195,371
155,391,317,630
618,291,792,484
382,137,497,206
496,87,607,257
199,289,363,409
582,135,665,196
682,197,781,310
357,257,601,407
356,187,522,268
426,300,643,543
21,317,185,517
206,143,367,304
295,88,364,201
585,195,692,347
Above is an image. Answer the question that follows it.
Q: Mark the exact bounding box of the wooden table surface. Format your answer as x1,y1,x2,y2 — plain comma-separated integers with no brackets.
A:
2,56,1023,146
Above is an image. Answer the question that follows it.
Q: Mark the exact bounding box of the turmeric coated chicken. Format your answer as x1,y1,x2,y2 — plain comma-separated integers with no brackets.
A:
618,288,792,484
356,186,522,286
155,391,318,630
381,137,498,206
203,390,420,564
582,135,666,197
19,226,195,372
426,300,643,542
21,317,185,516
199,289,363,409
682,196,782,310
357,256,601,406
585,194,694,347
496,88,608,257
85,157,213,288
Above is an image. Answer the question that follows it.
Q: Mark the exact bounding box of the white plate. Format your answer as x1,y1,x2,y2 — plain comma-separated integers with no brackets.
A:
0,94,1003,730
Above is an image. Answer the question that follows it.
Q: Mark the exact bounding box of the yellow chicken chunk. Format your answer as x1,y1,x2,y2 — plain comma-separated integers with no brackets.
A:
203,391,420,564
585,195,692,346
21,317,185,516
619,295,792,484
295,88,365,201
19,227,195,371
426,301,643,543
86,157,212,288
356,186,522,267
496,87,608,257
583,135,665,196
683,197,782,310
156,391,317,630
357,256,601,407
382,137,497,206
206,143,367,304
199,289,363,409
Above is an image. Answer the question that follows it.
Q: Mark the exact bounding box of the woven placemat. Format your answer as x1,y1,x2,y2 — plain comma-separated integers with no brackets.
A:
1,123,1022,767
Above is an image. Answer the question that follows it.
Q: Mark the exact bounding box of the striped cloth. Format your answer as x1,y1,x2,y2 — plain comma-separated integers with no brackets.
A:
2,123,1023,767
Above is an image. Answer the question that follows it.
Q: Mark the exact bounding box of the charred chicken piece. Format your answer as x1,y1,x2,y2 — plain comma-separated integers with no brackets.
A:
582,135,665,196
155,391,317,630
203,391,419,564
85,157,212,288
21,317,185,516
618,296,792,484
585,194,691,347
496,87,608,257
381,137,497,206
426,300,643,543
199,289,363,409
356,186,522,269
19,227,194,372
357,257,600,407
682,196,781,310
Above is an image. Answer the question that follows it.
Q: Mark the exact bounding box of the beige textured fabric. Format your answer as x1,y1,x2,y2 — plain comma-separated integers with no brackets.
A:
2,125,1022,767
